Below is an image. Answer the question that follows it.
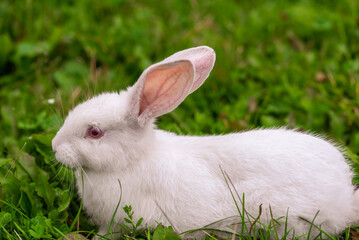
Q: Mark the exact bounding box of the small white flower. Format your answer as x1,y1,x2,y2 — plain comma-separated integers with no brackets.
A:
48,98,55,104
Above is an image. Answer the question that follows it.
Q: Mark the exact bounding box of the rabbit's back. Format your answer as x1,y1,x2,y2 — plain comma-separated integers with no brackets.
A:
171,128,351,182
157,128,357,236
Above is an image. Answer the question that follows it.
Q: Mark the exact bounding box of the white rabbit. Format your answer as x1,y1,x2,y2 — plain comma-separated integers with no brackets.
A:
52,46,359,239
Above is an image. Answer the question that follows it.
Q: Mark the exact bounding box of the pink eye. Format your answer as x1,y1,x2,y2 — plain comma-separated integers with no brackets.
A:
86,126,104,139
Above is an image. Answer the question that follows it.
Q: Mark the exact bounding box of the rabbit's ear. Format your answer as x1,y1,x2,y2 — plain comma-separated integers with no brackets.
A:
130,60,195,127
163,46,215,94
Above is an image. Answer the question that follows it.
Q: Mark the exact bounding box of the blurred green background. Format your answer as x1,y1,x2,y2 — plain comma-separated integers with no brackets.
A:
0,0,359,239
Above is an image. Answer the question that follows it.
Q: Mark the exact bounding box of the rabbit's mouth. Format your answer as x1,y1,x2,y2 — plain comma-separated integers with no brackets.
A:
54,144,80,169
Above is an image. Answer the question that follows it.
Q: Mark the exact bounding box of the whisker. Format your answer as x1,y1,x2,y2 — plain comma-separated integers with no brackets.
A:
51,159,63,180
79,166,93,187
74,161,93,187
70,170,76,197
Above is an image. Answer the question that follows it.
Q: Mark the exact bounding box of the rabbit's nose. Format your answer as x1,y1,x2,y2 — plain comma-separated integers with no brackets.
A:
52,144,57,153
52,137,59,153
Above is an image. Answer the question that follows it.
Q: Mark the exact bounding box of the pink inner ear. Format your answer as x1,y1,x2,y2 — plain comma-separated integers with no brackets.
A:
139,62,193,118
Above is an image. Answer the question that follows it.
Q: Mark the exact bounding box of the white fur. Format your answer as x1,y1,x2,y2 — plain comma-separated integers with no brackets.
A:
52,46,359,239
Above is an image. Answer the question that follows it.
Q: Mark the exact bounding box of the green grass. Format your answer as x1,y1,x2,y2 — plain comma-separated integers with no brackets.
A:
0,0,359,239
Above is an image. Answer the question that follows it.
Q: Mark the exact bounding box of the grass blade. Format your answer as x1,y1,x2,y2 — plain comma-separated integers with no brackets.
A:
249,204,262,236
69,171,84,232
0,142,26,187
106,179,123,238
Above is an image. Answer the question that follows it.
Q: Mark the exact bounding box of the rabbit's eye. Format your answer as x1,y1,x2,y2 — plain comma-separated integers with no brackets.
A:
86,126,104,139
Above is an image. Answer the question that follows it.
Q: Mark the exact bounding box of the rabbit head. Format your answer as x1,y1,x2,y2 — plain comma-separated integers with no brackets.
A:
52,46,216,171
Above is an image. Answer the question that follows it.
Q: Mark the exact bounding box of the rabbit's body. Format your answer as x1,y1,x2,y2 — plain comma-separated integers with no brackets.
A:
75,126,357,237
53,46,358,239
